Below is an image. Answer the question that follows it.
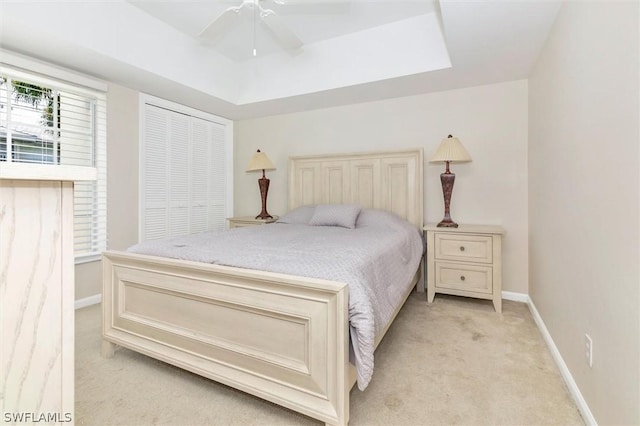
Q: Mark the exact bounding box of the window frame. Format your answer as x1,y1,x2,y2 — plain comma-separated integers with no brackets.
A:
0,51,107,264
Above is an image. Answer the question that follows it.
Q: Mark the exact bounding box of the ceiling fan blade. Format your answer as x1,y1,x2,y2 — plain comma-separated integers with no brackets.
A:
198,6,242,39
260,9,303,50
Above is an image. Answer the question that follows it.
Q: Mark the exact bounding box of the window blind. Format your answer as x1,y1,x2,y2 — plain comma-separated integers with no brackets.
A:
140,99,231,242
0,67,107,261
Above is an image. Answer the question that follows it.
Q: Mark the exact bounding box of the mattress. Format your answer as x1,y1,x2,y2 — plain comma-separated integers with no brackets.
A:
127,208,424,390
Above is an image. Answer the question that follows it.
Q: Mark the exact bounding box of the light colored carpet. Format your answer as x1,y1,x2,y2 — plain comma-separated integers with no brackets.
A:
75,293,584,425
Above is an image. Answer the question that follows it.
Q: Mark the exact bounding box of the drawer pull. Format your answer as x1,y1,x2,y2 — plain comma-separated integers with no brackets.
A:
460,275,466,281
459,246,465,252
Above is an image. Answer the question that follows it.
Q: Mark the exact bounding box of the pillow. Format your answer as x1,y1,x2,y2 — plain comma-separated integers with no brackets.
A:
309,204,362,229
355,208,412,231
276,205,316,225
355,208,399,228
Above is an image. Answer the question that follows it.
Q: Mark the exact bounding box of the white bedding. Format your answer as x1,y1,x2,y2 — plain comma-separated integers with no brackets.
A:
128,208,424,390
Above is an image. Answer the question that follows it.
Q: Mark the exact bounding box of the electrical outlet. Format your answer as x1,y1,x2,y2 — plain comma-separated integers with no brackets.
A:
585,334,593,368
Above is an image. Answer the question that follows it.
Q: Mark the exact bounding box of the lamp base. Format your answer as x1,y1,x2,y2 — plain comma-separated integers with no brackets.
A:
437,219,458,228
437,169,458,228
255,176,272,220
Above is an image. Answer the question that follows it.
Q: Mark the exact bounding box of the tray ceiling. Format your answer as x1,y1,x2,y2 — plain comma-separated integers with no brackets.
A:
0,0,561,119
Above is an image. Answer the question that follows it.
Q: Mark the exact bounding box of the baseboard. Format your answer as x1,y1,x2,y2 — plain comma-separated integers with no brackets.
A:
75,293,102,310
502,291,529,303
527,299,597,426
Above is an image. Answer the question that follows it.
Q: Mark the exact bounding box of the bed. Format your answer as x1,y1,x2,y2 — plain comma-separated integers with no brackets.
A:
102,148,424,426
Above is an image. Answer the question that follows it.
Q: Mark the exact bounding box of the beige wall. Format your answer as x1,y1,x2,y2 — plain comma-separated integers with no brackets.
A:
76,80,530,298
74,83,139,300
528,1,639,424
235,80,529,294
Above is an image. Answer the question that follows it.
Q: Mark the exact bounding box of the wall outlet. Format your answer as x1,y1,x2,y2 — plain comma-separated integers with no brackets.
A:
585,334,593,368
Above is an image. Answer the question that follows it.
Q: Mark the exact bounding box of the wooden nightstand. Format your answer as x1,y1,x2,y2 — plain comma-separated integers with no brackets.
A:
227,216,279,228
425,223,505,313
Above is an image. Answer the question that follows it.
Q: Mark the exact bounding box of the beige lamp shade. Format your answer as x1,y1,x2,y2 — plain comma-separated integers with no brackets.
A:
246,150,276,172
429,135,472,163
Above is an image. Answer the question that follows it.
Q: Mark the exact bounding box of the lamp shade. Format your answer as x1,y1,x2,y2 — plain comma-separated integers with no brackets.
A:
246,150,275,172
429,135,472,163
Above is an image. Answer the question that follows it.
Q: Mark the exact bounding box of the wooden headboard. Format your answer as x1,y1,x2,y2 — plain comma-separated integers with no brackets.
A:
288,149,424,229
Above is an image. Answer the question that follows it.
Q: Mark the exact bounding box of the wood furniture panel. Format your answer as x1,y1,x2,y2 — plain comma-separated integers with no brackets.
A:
349,159,381,209
1,164,96,424
425,224,504,313
288,150,423,228
103,149,424,426
103,253,349,424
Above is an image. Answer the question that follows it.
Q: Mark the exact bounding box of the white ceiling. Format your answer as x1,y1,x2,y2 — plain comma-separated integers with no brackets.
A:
130,1,440,62
0,0,561,120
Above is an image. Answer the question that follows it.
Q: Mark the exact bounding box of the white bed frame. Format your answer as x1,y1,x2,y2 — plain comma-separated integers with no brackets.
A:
102,149,424,426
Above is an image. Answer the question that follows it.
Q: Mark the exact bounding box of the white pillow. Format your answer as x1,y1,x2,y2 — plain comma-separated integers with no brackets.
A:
276,205,316,225
309,204,362,229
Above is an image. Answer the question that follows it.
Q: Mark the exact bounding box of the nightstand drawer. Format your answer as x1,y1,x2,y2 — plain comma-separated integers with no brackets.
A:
434,234,493,263
434,262,493,294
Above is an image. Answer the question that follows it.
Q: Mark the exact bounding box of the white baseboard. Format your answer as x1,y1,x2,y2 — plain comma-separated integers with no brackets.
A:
527,299,597,426
75,293,102,310
502,291,529,303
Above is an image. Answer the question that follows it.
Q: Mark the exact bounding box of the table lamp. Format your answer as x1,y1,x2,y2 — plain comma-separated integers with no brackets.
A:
246,149,276,219
429,135,472,228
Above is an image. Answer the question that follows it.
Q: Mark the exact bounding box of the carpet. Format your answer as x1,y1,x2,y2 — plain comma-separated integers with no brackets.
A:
75,293,583,425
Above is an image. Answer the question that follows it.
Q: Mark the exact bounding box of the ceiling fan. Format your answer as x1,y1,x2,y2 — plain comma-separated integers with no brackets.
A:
199,0,346,53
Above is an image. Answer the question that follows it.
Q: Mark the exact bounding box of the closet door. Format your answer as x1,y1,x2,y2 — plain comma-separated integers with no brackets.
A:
168,112,190,237
141,105,170,241
190,117,227,233
208,121,227,232
189,117,210,235
140,101,231,242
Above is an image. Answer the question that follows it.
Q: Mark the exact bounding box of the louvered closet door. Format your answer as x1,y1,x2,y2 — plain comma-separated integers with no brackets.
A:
141,105,169,241
208,121,227,231
189,117,215,234
141,102,229,242
169,113,190,237
189,117,226,234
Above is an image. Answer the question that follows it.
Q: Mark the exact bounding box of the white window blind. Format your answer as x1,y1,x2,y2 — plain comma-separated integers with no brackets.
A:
0,67,107,261
140,98,231,242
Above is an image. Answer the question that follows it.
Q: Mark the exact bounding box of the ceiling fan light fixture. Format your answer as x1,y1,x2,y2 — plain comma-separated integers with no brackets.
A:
200,0,305,55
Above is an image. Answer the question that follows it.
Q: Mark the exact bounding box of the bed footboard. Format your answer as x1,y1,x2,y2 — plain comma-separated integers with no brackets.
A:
102,250,350,426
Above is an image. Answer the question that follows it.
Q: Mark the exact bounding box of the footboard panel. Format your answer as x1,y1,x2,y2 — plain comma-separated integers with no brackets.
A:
102,251,349,425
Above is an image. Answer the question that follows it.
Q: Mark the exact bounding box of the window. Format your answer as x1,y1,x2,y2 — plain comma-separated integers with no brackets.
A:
0,66,107,261
139,95,233,242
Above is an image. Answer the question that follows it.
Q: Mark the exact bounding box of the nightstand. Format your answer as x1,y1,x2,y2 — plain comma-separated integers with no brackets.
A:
227,216,279,228
424,223,505,313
